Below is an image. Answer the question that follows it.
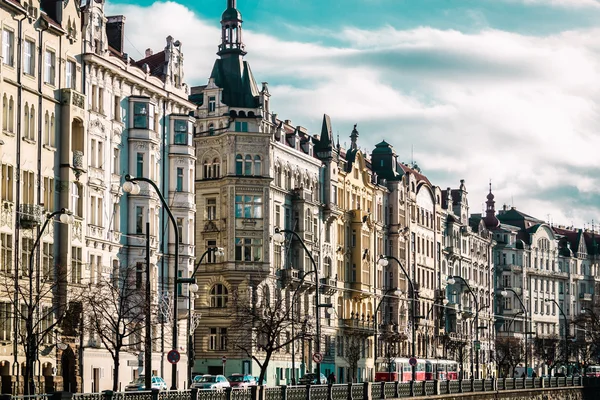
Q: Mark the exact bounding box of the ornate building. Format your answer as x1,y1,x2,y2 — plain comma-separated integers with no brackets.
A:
79,0,195,391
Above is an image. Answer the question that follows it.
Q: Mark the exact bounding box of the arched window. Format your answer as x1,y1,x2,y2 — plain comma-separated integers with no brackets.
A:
305,210,312,233
244,155,252,175
235,154,243,175
208,123,214,136
8,97,14,132
2,95,7,131
50,114,55,147
29,105,35,140
203,159,210,179
24,104,29,139
44,112,49,145
212,158,220,178
210,284,228,308
253,155,261,176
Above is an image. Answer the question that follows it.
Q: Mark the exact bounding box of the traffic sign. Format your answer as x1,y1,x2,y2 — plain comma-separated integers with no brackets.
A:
473,340,481,351
167,349,181,364
312,352,323,363
222,356,227,364
409,357,417,367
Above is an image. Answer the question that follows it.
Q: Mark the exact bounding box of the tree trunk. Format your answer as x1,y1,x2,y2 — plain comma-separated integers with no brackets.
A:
24,329,36,395
113,351,120,392
258,352,272,385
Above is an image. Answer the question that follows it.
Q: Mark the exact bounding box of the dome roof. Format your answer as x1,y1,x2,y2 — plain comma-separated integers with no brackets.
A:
222,7,242,21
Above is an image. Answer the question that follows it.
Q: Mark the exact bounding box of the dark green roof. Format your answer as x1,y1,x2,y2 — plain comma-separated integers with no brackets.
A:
372,140,394,155
222,7,242,21
208,57,259,108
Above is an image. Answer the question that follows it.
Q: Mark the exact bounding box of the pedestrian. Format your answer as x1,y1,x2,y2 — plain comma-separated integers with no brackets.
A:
532,371,537,378
328,372,336,384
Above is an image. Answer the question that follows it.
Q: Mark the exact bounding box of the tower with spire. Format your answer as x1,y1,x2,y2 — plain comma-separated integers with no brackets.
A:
483,183,500,229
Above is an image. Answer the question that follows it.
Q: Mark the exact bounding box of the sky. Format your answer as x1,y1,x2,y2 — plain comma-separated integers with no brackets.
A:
106,0,600,229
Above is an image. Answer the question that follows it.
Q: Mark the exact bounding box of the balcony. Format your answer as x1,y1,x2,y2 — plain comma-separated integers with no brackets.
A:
319,277,337,295
341,316,375,336
73,150,84,170
61,88,85,110
280,268,314,290
579,293,593,301
19,204,43,228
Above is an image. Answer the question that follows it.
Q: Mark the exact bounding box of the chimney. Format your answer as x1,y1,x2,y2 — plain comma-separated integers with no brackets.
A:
145,48,153,58
106,15,127,54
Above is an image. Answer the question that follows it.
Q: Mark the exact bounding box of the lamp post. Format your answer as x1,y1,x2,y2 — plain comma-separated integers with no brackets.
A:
273,227,330,379
374,288,401,370
499,288,529,378
23,208,73,395
545,298,568,372
378,255,416,395
422,299,449,359
447,275,479,379
180,247,224,388
123,174,180,390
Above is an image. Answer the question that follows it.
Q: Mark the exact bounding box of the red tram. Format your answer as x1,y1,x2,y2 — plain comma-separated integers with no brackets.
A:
375,358,458,382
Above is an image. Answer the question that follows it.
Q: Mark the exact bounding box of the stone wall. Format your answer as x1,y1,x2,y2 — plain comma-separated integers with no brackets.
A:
408,387,584,400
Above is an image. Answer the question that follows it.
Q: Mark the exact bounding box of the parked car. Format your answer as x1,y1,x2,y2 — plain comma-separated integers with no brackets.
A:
125,376,167,391
228,374,257,388
298,373,327,385
193,374,231,389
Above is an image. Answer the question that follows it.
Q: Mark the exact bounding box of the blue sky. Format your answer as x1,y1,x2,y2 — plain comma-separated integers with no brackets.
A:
107,0,600,228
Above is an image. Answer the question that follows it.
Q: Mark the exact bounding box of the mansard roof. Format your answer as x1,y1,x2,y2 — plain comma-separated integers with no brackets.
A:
209,58,260,108
134,51,167,80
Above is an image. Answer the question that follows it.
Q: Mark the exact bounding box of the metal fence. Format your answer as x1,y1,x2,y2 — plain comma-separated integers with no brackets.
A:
23,376,588,400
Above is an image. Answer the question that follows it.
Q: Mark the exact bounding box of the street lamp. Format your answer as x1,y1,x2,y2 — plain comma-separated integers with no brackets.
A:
179,246,224,388
374,288,402,368
378,255,416,395
274,227,327,378
447,275,481,379
545,298,569,372
23,208,73,394
123,174,180,390
499,288,531,378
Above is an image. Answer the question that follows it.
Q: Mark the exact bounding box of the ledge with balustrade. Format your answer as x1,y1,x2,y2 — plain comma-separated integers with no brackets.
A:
32,375,592,400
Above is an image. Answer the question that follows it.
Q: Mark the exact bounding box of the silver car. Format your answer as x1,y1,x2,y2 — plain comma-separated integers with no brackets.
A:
193,374,231,389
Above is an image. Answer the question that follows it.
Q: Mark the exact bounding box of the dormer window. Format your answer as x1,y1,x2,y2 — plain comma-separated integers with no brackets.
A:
209,96,216,113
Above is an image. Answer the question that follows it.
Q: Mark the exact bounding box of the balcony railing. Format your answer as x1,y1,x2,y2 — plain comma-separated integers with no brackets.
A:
579,293,593,301
19,204,43,228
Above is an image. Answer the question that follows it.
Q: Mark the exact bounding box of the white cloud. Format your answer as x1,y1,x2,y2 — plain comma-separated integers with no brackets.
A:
516,0,600,9
106,1,600,226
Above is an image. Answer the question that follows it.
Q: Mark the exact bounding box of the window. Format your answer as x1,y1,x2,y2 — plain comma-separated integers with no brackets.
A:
235,238,262,262
22,171,35,204
133,102,155,129
42,242,53,280
235,121,248,132
72,183,82,217
2,29,14,66
210,284,229,308
44,49,56,85
113,148,120,174
89,196,103,226
70,247,82,283
42,177,54,211
206,240,218,263
173,119,188,144
253,155,261,175
65,60,76,89
7,96,14,132
0,302,11,341
244,155,252,175
0,233,12,274
24,39,35,75
21,238,33,276
206,198,217,220
235,154,243,175
135,206,144,234
113,96,121,121
176,217,183,243
1,164,14,202
2,95,7,131
176,168,184,192
209,327,227,350
136,153,144,177
235,195,263,219
208,96,216,112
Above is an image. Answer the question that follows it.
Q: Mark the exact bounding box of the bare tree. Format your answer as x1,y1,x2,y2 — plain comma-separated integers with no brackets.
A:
342,335,362,383
230,285,313,385
532,335,561,375
0,258,81,394
493,336,525,378
441,334,469,379
83,265,152,391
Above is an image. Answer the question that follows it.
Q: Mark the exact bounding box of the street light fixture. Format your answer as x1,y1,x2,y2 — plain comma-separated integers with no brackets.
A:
545,298,569,371
498,288,530,378
123,174,180,390
274,227,326,378
447,275,480,379
378,255,416,395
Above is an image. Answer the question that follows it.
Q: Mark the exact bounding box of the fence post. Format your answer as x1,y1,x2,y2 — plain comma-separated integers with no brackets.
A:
433,380,439,395
363,382,371,400
151,388,160,400
102,390,113,400
282,385,288,400
348,382,353,400
458,379,462,393
250,385,259,400
51,393,73,400
393,381,399,398
225,387,233,400
306,384,311,400
327,384,333,400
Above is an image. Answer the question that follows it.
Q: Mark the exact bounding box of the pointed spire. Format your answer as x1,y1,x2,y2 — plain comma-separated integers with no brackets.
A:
227,0,237,8
320,114,332,148
218,0,246,56
484,181,500,229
